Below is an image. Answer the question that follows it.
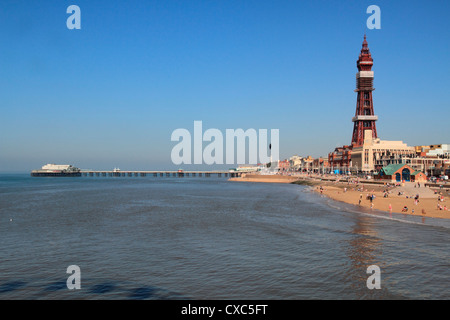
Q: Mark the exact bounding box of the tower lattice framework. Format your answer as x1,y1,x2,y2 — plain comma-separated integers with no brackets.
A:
351,35,378,147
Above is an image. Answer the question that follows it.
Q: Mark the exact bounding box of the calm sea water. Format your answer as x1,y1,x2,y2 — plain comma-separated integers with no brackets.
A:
0,174,448,300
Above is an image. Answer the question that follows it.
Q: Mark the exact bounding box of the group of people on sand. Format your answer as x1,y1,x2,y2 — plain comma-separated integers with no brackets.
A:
400,205,424,215
382,188,391,198
357,193,376,209
435,193,447,211
400,205,427,215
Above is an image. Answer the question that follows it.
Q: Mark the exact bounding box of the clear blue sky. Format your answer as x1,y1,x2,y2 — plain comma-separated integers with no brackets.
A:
0,0,449,171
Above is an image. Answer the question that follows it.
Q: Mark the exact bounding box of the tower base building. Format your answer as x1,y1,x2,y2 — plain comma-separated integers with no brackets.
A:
350,130,415,173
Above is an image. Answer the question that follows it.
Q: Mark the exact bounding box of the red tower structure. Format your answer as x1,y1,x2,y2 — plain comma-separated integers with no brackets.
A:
351,35,378,147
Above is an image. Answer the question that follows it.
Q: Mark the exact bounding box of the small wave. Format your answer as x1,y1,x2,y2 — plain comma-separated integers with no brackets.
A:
327,203,342,211
359,211,428,225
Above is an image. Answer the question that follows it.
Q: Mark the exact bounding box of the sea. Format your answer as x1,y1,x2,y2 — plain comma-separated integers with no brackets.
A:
0,174,449,300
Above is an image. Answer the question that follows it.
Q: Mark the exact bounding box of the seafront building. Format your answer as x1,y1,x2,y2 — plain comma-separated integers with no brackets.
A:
289,155,303,170
374,164,427,183
328,145,353,173
312,157,329,174
416,144,450,157
351,129,416,172
276,156,329,174
278,160,290,172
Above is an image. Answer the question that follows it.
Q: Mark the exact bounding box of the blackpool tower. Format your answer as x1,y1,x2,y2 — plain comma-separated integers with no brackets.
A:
351,35,378,147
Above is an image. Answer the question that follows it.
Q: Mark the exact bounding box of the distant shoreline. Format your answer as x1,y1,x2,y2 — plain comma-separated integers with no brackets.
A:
228,174,300,184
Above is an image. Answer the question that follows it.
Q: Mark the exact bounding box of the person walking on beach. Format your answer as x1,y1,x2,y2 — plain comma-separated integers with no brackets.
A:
389,203,392,213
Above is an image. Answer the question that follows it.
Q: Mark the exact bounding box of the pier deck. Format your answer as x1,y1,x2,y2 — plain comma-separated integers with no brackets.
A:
79,170,243,178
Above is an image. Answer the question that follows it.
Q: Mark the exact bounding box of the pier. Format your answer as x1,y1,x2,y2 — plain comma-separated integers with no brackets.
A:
79,170,243,178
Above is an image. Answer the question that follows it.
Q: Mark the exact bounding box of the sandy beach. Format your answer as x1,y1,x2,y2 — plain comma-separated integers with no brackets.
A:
229,174,450,219
315,181,449,219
